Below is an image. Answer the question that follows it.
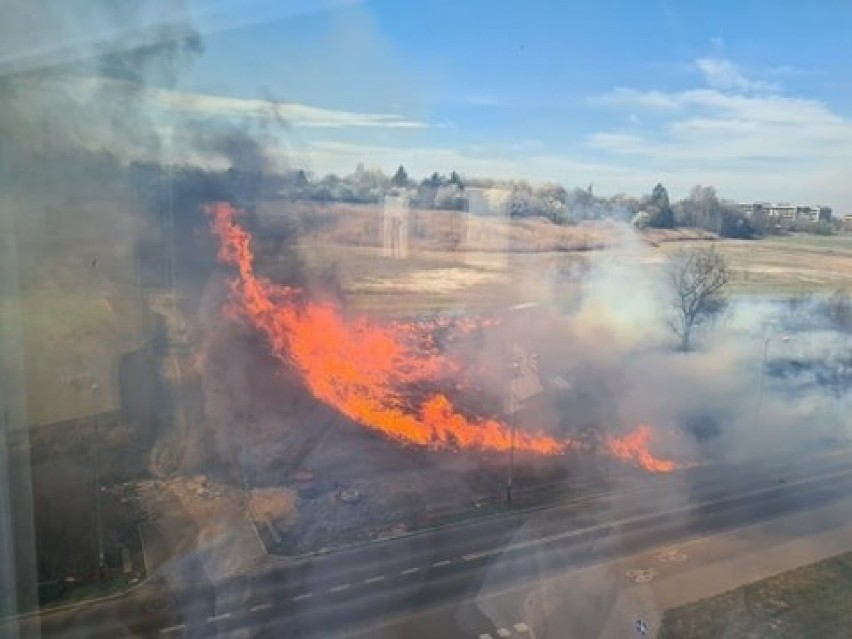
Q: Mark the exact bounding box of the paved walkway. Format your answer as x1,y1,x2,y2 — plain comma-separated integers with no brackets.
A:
556,497,852,638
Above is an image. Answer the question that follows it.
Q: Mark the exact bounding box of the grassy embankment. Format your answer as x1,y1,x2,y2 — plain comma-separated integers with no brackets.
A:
659,550,852,638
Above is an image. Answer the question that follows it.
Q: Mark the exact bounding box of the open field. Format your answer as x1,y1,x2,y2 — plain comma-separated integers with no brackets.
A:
13,195,852,425
657,232,852,295
284,201,852,314
658,549,852,638
292,243,592,315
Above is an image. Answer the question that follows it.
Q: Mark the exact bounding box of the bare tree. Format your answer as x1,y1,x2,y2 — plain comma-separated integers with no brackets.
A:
667,246,729,351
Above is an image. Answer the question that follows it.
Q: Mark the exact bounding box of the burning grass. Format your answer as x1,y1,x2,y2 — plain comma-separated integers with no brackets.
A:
207,201,564,455
205,202,680,472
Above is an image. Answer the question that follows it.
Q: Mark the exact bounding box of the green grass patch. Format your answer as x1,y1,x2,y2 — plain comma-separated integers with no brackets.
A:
659,550,852,639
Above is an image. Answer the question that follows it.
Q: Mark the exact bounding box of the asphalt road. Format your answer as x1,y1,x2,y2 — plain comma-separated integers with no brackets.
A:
12,449,852,639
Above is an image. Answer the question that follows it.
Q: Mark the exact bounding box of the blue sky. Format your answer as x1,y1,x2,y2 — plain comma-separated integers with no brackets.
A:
5,0,852,208
170,0,852,208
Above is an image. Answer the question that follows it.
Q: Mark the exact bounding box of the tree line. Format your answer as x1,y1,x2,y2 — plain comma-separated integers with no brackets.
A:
126,160,837,239
273,165,798,239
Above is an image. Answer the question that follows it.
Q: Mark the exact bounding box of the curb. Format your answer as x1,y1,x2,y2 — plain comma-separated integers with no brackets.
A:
262,481,625,566
2,577,150,622
3,524,153,623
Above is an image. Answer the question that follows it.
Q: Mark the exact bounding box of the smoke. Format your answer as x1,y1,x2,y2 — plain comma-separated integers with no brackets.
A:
493,222,852,470
471,232,852,636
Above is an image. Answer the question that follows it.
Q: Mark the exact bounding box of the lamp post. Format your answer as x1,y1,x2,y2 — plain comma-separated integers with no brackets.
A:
506,360,520,508
754,328,791,430
504,302,541,509
93,413,105,580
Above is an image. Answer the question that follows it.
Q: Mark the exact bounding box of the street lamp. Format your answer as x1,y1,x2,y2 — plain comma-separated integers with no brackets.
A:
754,328,791,430
506,359,520,508
503,301,541,509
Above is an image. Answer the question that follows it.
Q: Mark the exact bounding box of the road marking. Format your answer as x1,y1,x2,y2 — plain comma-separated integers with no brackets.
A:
250,603,273,612
655,548,687,563
463,551,490,562
292,593,313,602
207,613,231,622
478,634,493,639
159,624,185,634
364,575,385,584
458,465,852,564
400,567,420,575
625,568,657,583
329,583,351,593
514,621,530,632
497,629,511,638
432,560,451,567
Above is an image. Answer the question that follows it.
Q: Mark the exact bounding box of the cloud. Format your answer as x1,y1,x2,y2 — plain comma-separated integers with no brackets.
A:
587,58,852,206
590,88,852,160
292,139,649,187
695,57,779,93
52,75,426,129
150,88,426,129
590,88,680,112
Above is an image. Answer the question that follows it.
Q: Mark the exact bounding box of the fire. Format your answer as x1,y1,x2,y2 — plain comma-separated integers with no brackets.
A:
204,202,680,472
205,202,563,454
604,425,679,473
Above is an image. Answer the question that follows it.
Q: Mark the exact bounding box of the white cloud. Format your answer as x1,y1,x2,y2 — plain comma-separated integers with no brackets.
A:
56,75,426,129
149,88,426,128
293,139,650,189
695,57,779,93
590,88,679,111
589,75,852,207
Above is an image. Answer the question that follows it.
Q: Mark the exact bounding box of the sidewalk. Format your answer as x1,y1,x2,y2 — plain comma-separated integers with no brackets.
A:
594,497,852,638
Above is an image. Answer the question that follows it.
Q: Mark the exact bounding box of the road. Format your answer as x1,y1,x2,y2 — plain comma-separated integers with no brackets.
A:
9,449,852,639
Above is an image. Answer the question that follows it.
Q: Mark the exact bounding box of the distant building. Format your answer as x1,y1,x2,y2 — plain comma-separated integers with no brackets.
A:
738,202,832,225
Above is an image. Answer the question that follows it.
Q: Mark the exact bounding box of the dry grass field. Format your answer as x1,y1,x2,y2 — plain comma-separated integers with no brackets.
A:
278,203,852,315
657,233,852,295
12,198,851,424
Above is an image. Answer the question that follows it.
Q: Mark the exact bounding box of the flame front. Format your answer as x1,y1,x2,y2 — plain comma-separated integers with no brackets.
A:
605,425,679,472
205,202,681,471
206,202,564,454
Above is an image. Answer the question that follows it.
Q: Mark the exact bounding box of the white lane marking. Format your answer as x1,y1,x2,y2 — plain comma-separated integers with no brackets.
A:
329,583,351,593
250,603,273,612
364,575,385,584
432,560,451,567
159,624,186,634
400,567,420,576
478,635,493,639
459,465,852,563
497,629,511,638
207,613,231,622
292,593,313,602
514,621,530,632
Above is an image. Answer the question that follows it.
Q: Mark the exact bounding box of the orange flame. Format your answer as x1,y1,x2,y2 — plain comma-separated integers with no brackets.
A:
604,425,679,472
206,202,564,454
205,202,680,472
